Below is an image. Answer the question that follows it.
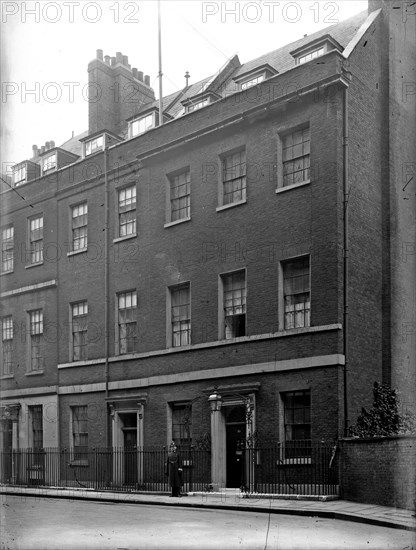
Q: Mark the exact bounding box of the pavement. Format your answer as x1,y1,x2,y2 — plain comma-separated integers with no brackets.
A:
1,485,415,532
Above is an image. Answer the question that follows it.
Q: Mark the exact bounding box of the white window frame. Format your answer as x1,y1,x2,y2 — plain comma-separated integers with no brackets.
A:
1,316,13,376
70,405,89,464
1,225,14,274
279,390,312,462
297,47,325,65
278,255,310,331
187,98,209,113
129,113,155,137
240,73,265,90
218,148,247,209
167,283,191,348
29,310,43,372
71,202,88,252
116,290,137,355
84,135,104,157
167,168,191,224
70,301,88,362
117,185,137,238
28,215,44,265
276,126,311,192
13,164,26,186
218,269,247,340
42,152,57,173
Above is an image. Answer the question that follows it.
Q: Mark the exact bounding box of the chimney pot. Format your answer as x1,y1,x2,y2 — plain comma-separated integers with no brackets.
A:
32,144,38,156
104,55,111,65
97,49,104,61
111,57,116,66
144,75,150,86
40,146,45,154
138,71,143,82
122,55,128,66
116,52,123,64
132,68,138,79
50,140,55,148
45,141,50,150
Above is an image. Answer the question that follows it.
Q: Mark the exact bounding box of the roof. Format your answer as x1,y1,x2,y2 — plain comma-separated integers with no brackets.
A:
22,9,370,167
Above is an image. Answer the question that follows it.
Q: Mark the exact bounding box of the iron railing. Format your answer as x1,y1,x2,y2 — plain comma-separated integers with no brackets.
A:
0,446,211,493
0,441,338,496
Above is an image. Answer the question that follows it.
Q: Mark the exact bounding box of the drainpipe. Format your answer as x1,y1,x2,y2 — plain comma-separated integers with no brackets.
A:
343,87,349,437
104,146,110,446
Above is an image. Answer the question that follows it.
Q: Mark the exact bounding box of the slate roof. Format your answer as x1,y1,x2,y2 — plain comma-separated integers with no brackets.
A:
53,9,370,160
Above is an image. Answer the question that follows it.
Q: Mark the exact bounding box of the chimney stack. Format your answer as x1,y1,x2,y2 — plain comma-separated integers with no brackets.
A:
88,50,155,136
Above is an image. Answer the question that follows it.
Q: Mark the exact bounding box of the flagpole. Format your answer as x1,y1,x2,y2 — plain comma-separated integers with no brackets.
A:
158,0,163,126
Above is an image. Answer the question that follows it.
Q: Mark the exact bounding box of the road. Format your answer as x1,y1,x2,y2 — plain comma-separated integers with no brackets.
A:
1,495,415,550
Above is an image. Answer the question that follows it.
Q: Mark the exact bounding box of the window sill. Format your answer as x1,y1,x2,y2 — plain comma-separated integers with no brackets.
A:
69,460,89,467
0,270,13,276
216,199,247,212
279,458,312,465
67,248,88,257
0,374,14,379
113,234,137,244
25,262,43,269
275,180,310,194
25,370,44,376
164,217,191,229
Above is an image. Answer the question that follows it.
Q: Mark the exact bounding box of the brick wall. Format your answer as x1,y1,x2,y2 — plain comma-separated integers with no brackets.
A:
339,436,416,510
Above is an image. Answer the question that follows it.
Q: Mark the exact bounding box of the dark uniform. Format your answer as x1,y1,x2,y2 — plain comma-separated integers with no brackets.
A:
166,443,182,497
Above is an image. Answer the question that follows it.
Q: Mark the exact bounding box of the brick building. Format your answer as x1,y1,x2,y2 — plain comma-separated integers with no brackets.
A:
1,0,414,490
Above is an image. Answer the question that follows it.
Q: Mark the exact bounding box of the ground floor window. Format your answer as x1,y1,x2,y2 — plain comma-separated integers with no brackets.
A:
171,403,192,450
282,390,311,458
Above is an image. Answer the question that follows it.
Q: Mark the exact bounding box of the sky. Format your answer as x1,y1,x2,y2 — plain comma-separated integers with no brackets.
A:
1,0,368,168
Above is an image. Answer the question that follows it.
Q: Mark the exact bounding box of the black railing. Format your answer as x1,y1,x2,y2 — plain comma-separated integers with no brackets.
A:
0,441,337,496
0,447,211,493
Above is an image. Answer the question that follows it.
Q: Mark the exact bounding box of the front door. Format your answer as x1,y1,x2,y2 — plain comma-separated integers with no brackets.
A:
121,413,137,485
226,423,245,488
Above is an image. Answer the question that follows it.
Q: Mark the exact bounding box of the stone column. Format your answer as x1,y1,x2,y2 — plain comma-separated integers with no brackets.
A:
210,407,225,490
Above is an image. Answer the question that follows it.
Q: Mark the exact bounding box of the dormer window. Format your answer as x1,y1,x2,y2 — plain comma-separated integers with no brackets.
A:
241,74,265,90
85,135,104,157
80,130,122,158
233,64,278,92
182,92,219,114
290,35,343,66
187,98,209,112
129,113,155,138
11,160,41,187
298,47,324,65
42,152,57,173
13,164,26,186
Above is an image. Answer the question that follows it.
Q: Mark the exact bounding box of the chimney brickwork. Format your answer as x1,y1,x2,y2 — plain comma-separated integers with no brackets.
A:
88,50,155,136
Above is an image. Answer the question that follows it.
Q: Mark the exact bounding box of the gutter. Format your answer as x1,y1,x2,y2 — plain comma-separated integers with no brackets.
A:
104,146,110,446
343,87,350,436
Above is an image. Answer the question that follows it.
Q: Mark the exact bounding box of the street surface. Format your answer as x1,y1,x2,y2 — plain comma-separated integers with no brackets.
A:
1,495,415,550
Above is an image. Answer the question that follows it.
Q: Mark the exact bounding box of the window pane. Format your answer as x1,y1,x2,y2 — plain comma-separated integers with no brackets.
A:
222,150,246,205
282,128,310,186
171,284,190,347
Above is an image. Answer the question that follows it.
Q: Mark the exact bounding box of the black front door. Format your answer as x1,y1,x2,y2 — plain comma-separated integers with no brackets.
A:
226,423,245,488
121,413,137,485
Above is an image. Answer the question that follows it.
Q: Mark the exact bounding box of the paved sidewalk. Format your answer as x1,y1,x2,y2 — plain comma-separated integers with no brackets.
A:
1,485,415,532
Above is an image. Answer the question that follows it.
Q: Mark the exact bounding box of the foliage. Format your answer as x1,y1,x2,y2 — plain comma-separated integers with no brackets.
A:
349,382,416,438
